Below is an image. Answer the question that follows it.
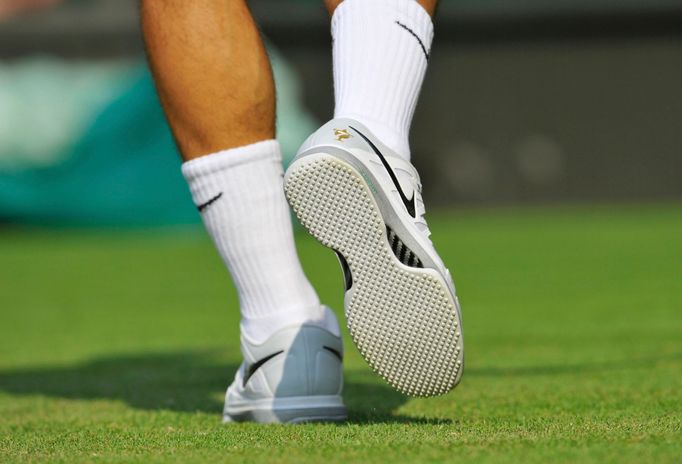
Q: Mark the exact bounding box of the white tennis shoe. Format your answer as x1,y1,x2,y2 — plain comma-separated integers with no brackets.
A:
284,118,464,397
223,317,347,423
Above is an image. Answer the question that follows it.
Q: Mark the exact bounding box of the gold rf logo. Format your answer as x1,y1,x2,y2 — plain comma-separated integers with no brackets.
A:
334,128,351,141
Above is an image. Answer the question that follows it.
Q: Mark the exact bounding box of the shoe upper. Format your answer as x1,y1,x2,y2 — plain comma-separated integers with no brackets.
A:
296,118,455,294
226,322,344,403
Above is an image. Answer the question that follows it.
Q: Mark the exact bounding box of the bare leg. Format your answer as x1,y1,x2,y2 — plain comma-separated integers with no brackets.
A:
141,0,334,344
324,0,438,16
141,0,275,161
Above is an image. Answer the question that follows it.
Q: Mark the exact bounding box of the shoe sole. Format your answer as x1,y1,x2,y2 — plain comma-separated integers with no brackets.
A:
224,409,348,424
224,396,347,424
285,154,463,397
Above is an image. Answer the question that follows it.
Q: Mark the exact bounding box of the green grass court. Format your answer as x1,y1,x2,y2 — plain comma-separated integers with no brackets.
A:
1,204,681,462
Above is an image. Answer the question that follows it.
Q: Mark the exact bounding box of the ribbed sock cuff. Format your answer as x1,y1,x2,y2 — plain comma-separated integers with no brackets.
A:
181,140,281,182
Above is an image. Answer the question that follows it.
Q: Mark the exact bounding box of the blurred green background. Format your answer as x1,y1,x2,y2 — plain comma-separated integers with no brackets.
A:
0,0,681,225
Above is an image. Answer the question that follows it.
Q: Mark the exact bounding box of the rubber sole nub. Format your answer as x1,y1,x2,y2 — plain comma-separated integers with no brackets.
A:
285,154,463,397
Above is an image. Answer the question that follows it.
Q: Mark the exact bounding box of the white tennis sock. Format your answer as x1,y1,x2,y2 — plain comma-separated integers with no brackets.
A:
182,140,339,343
332,0,433,161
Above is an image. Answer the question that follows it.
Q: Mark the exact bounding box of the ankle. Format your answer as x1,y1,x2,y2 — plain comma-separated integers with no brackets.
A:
240,305,341,344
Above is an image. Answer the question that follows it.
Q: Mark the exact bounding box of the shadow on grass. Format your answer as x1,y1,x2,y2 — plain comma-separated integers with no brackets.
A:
0,351,445,424
0,352,227,413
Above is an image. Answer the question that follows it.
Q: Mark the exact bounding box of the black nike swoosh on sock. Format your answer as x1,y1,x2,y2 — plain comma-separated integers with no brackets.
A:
196,192,223,212
349,126,417,218
395,21,430,61
243,350,284,387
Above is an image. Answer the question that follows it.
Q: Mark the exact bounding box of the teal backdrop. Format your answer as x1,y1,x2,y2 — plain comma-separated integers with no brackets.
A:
0,49,317,226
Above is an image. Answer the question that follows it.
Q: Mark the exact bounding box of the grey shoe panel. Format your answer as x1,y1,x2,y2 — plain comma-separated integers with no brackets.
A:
255,325,343,398
313,349,344,395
